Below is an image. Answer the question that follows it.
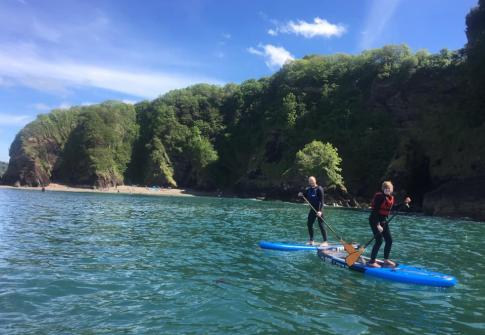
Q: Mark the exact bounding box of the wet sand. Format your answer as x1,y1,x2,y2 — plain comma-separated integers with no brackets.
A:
0,183,217,197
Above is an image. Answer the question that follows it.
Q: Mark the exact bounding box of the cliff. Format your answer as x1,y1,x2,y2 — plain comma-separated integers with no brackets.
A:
0,161,7,177
2,0,485,221
2,101,138,188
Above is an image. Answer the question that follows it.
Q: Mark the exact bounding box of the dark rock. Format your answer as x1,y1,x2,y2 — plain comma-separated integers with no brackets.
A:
423,176,485,221
349,198,359,207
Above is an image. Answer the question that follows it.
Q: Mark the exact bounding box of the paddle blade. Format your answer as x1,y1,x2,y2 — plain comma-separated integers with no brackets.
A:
342,242,356,254
345,248,364,266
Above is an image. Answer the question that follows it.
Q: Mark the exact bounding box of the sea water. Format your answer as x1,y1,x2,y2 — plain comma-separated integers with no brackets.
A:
0,189,483,334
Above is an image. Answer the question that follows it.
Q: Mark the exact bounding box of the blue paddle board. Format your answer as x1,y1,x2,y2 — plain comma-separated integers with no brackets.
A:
259,241,457,287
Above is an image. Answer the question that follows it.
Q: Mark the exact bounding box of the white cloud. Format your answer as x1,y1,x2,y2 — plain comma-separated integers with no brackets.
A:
0,6,206,88
247,47,264,56
121,99,138,105
359,0,401,50
57,103,71,109
0,49,224,99
33,103,50,111
32,19,62,43
34,100,136,112
0,113,33,126
248,44,294,70
33,102,73,111
270,17,346,38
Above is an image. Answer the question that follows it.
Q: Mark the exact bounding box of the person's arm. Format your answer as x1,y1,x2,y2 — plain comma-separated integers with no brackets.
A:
371,194,386,232
392,197,412,211
312,187,324,217
298,188,308,198
377,197,411,233
372,194,385,214
317,187,324,212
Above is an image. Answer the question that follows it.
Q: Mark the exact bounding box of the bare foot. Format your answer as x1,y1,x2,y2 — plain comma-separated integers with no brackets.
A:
367,261,381,268
306,240,315,245
320,241,329,247
384,259,396,267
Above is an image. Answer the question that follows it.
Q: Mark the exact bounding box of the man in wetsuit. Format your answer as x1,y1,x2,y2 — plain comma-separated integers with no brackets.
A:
298,176,328,246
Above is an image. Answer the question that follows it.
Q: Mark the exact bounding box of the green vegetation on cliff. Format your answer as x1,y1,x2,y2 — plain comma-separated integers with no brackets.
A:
3,1,485,218
4,43,483,199
466,0,485,100
54,101,138,187
295,141,344,189
127,84,222,188
3,102,137,187
0,161,7,176
3,108,80,186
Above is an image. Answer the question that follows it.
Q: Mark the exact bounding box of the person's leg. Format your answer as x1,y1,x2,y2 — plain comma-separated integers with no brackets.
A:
368,220,383,266
382,225,395,266
307,211,316,244
316,217,328,246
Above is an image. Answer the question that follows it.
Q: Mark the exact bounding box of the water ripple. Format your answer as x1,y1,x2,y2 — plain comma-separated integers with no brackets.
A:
0,189,484,334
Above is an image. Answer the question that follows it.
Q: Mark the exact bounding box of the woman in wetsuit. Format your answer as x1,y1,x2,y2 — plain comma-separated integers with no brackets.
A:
368,181,411,268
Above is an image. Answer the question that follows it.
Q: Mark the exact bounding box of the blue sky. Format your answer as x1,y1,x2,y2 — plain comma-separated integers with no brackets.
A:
0,0,479,162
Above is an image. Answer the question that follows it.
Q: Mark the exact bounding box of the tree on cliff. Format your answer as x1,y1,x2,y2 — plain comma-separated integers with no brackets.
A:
184,126,218,187
295,141,344,189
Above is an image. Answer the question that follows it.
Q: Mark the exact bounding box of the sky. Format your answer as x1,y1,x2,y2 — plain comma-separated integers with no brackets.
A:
0,0,479,162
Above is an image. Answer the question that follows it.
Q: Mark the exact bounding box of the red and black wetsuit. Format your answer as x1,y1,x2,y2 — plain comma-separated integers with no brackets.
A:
304,186,327,242
369,192,395,262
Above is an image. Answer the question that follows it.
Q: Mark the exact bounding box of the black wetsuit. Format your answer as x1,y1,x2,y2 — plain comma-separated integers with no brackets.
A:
304,186,327,242
369,194,406,262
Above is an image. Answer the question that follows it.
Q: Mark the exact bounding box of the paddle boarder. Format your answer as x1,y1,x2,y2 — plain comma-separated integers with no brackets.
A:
367,181,411,268
298,176,328,247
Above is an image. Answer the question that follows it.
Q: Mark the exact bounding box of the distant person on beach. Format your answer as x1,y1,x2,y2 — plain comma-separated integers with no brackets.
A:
367,181,411,268
298,176,328,246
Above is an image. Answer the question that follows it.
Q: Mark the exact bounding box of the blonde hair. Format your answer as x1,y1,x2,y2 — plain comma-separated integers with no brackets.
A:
382,181,393,190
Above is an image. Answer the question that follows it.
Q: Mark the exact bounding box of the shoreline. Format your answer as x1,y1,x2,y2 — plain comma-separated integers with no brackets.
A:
2,184,484,222
0,183,357,206
0,183,218,198
0,183,369,211
0,183,352,205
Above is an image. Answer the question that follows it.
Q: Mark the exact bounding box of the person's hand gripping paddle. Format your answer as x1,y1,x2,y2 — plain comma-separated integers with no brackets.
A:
301,195,356,255
345,197,411,267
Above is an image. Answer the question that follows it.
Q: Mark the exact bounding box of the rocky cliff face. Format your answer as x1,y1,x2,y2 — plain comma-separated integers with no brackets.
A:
0,161,8,177
2,46,484,220
423,177,485,221
2,113,77,186
2,102,137,188
366,65,485,220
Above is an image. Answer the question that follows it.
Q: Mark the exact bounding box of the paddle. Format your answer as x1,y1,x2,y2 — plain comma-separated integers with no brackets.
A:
345,200,411,267
301,195,356,254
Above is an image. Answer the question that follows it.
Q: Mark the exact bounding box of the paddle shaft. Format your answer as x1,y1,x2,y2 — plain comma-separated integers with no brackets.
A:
345,203,410,266
302,195,344,242
344,212,400,266
361,212,400,250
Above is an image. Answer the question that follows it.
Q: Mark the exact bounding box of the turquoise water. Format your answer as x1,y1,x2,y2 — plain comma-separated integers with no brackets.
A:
0,189,484,335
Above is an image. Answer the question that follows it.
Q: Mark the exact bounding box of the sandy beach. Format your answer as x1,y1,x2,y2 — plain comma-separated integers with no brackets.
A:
0,183,216,197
